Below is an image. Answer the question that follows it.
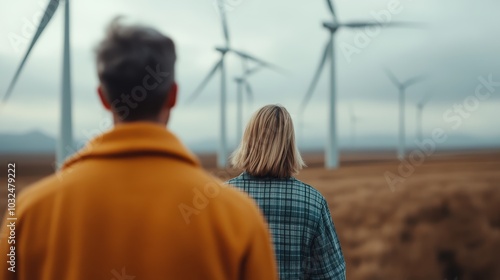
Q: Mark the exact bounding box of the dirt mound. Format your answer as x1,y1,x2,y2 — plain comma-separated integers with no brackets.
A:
304,152,500,280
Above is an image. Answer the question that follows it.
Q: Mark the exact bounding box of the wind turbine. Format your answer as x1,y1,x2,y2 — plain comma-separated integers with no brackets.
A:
385,69,427,160
233,58,281,144
416,93,432,142
297,117,305,147
299,0,421,169
188,0,280,168
1,0,73,167
233,62,261,144
349,105,360,146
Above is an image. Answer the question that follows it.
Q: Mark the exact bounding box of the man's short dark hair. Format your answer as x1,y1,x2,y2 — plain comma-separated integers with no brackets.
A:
95,18,176,121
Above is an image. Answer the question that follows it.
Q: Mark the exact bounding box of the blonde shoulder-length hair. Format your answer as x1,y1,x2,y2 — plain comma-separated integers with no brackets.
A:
231,104,305,178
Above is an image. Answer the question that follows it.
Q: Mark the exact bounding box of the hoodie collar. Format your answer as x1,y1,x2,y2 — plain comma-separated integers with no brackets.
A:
62,122,200,170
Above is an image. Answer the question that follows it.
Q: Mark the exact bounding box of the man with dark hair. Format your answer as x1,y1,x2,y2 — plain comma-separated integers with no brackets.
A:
95,18,178,122
0,18,278,280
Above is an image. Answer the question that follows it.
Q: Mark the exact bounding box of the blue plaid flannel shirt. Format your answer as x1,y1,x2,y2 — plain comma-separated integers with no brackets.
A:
228,172,346,280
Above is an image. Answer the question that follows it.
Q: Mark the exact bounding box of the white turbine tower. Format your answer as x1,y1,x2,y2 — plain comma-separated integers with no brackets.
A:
416,93,432,142
385,69,427,160
2,0,72,168
188,0,280,168
298,118,305,147
300,0,420,169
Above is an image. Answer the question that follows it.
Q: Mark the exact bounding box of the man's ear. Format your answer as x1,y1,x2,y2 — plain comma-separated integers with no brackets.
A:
97,85,112,110
165,82,178,109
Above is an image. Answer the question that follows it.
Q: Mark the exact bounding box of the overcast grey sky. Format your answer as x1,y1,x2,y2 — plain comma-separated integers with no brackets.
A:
0,0,499,151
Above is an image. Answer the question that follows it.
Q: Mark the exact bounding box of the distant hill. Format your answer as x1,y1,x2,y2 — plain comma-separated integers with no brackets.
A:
0,130,498,154
0,131,55,154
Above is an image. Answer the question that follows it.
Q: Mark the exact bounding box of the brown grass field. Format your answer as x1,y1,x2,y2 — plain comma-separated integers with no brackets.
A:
1,150,499,280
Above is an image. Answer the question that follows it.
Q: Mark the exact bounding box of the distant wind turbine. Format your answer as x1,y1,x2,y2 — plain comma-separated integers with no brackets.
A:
385,68,427,160
416,93,433,142
349,105,360,146
1,0,72,167
187,0,280,168
297,117,305,147
299,0,421,169
234,61,262,144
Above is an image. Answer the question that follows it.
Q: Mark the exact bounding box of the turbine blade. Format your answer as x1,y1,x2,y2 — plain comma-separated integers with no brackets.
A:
300,39,332,113
326,0,337,21
385,21,426,28
246,65,263,77
341,21,425,29
229,49,284,74
186,60,222,103
404,75,427,88
341,22,381,28
1,0,60,106
384,68,401,87
216,0,230,47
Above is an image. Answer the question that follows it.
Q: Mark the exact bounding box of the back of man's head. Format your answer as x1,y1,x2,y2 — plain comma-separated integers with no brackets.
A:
95,18,176,122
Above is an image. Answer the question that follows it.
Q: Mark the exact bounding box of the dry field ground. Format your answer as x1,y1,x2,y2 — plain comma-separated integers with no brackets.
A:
1,150,499,280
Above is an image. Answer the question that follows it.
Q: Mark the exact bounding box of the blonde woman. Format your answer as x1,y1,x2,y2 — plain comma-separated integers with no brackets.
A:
228,105,346,280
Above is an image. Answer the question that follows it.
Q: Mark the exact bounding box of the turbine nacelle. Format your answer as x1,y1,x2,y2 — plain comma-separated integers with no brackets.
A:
322,22,340,32
215,46,230,54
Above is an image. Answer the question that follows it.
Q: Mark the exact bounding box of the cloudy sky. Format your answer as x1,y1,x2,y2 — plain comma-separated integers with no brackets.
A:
0,0,499,151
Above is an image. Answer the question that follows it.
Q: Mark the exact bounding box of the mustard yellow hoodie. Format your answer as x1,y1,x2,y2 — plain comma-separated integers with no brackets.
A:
0,123,277,280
